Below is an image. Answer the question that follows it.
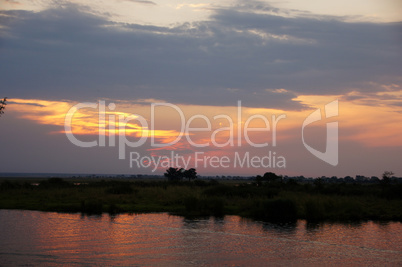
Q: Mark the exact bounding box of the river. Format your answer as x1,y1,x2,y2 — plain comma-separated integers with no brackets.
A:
0,210,401,266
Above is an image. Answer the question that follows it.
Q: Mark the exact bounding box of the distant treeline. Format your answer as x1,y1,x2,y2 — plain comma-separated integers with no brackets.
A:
2,173,401,185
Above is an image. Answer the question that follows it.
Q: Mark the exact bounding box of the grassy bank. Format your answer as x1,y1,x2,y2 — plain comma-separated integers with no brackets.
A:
0,178,401,222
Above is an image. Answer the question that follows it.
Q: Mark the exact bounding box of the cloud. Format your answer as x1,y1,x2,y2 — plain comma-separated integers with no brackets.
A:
0,2,401,110
341,86,402,108
124,0,156,5
3,0,21,5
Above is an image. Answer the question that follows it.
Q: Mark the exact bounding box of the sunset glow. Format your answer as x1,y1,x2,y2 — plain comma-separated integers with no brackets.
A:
1,1,402,266
1,0,401,176
6,91,402,175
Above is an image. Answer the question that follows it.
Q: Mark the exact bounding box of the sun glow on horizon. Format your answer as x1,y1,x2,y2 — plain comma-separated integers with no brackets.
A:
7,92,402,152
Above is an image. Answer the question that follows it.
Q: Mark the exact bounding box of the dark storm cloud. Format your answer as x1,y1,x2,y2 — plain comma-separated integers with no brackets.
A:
0,3,401,109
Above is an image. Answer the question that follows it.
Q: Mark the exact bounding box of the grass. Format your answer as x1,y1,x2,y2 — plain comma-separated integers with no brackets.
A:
0,178,401,222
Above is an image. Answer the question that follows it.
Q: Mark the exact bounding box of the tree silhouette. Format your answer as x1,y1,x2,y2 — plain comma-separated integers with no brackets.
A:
263,172,282,183
256,175,263,186
0,97,7,117
183,168,197,181
164,167,184,181
164,167,197,182
255,172,282,185
382,171,394,185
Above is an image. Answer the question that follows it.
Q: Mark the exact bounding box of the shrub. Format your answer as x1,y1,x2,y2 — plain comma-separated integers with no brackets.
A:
108,203,122,215
0,180,18,191
183,196,224,217
305,200,325,221
203,185,231,197
80,200,103,214
39,178,71,188
251,199,298,222
105,184,134,194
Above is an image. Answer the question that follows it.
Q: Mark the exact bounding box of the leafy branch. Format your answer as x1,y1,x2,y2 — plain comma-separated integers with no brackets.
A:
0,97,7,117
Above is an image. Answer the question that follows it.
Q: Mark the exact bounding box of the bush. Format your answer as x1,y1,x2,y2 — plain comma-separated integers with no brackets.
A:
39,178,71,188
194,180,208,186
108,203,122,215
203,185,231,197
203,184,274,198
0,180,18,191
80,200,103,214
105,184,134,194
184,196,199,212
183,196,224,217
305,200,325,221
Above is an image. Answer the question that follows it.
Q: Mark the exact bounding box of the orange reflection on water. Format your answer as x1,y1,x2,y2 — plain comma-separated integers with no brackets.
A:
4,210,401,266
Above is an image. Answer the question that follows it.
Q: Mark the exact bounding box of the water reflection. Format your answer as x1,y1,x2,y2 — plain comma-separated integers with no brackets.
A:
261,221,298,235
0,210,401,266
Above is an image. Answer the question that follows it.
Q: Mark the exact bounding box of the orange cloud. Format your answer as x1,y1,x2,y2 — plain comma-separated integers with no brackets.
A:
8,98,183,144
295,92,402,147
8,91,402,152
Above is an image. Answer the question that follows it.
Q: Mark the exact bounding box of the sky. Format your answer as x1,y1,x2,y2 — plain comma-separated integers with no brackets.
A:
0,0,401,177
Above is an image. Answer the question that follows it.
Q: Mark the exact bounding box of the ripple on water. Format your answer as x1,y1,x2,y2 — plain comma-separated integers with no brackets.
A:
0,210,401,266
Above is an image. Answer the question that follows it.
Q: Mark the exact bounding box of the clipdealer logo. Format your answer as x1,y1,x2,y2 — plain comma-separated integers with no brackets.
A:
302,100,339,166
64,100,338,171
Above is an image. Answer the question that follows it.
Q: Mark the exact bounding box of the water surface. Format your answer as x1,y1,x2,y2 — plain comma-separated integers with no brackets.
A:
0,210,401,266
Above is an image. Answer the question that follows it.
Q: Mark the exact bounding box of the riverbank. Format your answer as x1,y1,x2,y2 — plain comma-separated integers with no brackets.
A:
1,178,401,222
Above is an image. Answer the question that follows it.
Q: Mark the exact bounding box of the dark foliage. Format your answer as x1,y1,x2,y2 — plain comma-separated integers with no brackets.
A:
105,184,134,194
80,200,103,215
164,167,185,181
0,180,17,191
250,199,298,222
39,178,71,188
183,196,224,217
164,167,198,182
183,168,197,181
305,200,326,221
203,184,279,198
0,97,6,117
1,177,401,221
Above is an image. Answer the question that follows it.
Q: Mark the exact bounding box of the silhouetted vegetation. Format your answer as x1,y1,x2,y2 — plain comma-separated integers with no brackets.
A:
39,177,71,188
105,182,134,194
183,196,224,217
0,175,401,222
256,172,282,186
0,97,6,117
80,199,103,215
382,171,394,185
164,167,198,182
248,199,298,222
164,167,184,181
184,168,197,182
